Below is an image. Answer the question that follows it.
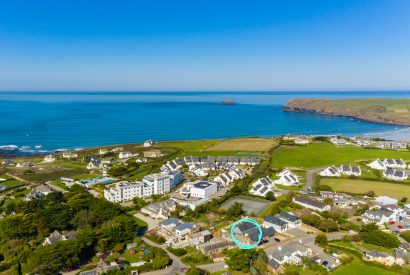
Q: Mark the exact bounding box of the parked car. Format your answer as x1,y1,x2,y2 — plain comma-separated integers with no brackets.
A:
388,221,395,225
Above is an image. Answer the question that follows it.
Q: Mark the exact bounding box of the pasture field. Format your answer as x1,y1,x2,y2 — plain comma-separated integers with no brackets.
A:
205,138,277,152
160,139,220,151
332,259,396,275
321,178,410,199
271,142,410,169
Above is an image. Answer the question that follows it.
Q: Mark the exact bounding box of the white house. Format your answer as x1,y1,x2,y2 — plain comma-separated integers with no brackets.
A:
375,196,398,205
319,166,341,177
179,181,218,199
43,154,56,163
368,159,386,170
330,137,348,146
383,168,408,181
119,152,133,159
361,208,396,227
263,215,289,233
383,159,406,169
294,137,309,145
274,169,299,186
99,148,109,155
189,165,208,177
144,140,154,147
250,176,275,197
293,196,331,212
339,165,361,176
269,242,312,265
278,212,301,228
104,181,147,202
87,159,102,169
175,223,196,237
62,152,78,159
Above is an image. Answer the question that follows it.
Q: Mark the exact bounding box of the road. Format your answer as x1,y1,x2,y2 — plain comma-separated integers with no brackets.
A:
142,237,187,275
303,166,328,192
135,213,160,230
198,262,226,272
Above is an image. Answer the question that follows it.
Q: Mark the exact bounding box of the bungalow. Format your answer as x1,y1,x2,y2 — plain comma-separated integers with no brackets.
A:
143,150,162,158
25,184,53,201
368,159,386,170
292,196,331,212
43,230,77,245
99,148,109,155
118,151,133,159
274,169,299,186
278,212,301,228
294,137,309,145
233,221,276,244
320,191,356,208
102,157,116,164
198,237,235,256
112,147,124,152
144,139,154,147
269,242,313,265
330,137,348,146
383,168,408,181
263,215,288,233
62,152,78,159
392,142,408,150
339,165,361,176
375,196,399,205
43,154,56,163
319,166,341,177
140,200,176,220
383,159,406,169
250,176,275,197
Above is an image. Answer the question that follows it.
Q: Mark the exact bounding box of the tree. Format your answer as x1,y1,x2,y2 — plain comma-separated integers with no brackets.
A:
322,198,334,206
400,231,410,243
228,202,243,218
265,191,276,201
318,220,338,232
300,214,321,228
224,249,263,273
315,234,328,247
400,197,407,203
132,197,147,210
186,266,208,275
359,224,400,248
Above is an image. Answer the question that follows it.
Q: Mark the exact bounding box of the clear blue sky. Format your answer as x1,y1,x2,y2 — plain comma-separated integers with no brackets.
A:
0,0,409,91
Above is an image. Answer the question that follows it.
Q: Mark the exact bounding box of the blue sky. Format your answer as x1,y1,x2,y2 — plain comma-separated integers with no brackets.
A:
0,0,409,91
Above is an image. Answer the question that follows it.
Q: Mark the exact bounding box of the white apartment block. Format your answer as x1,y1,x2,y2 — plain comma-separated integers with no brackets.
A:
104,171,182,202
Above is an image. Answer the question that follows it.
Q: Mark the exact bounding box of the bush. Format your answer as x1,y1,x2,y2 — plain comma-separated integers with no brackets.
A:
359,224,400,248
167,247,187,257
315,234,328,247
400,231,410,243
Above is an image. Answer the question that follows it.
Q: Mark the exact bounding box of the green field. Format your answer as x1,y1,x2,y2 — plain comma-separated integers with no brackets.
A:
321,178,410,199
271,142,410,169
160,139,220,151
205,138,277,152
332,259,396,275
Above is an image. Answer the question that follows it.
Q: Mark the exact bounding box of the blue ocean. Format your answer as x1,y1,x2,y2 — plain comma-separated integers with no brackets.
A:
0,91,408,153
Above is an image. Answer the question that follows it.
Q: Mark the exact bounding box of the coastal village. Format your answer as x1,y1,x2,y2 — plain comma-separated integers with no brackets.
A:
1,136,410,274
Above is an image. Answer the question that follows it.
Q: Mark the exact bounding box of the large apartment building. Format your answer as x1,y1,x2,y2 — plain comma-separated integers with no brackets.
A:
104,171,182,202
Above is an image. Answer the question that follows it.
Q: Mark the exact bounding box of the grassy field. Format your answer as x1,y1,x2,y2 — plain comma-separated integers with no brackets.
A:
160,139,220,151
332,258,396,275
321,178,410,199
271,142,410,169
206,138,277,152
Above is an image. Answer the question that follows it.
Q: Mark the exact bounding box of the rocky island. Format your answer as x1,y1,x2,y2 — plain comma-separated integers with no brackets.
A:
284,98,410,126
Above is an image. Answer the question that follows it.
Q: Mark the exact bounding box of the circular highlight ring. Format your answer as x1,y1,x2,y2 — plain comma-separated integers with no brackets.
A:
230,217,262,249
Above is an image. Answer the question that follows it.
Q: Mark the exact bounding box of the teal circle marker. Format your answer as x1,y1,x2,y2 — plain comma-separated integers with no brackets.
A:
230,217,262,249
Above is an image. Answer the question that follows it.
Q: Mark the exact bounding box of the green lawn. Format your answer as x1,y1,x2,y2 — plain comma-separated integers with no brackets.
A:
332,258,396,275
271,142,410,169
321,178,410,199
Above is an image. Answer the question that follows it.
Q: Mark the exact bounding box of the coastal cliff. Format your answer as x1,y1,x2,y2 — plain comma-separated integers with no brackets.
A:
283,98,410,126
